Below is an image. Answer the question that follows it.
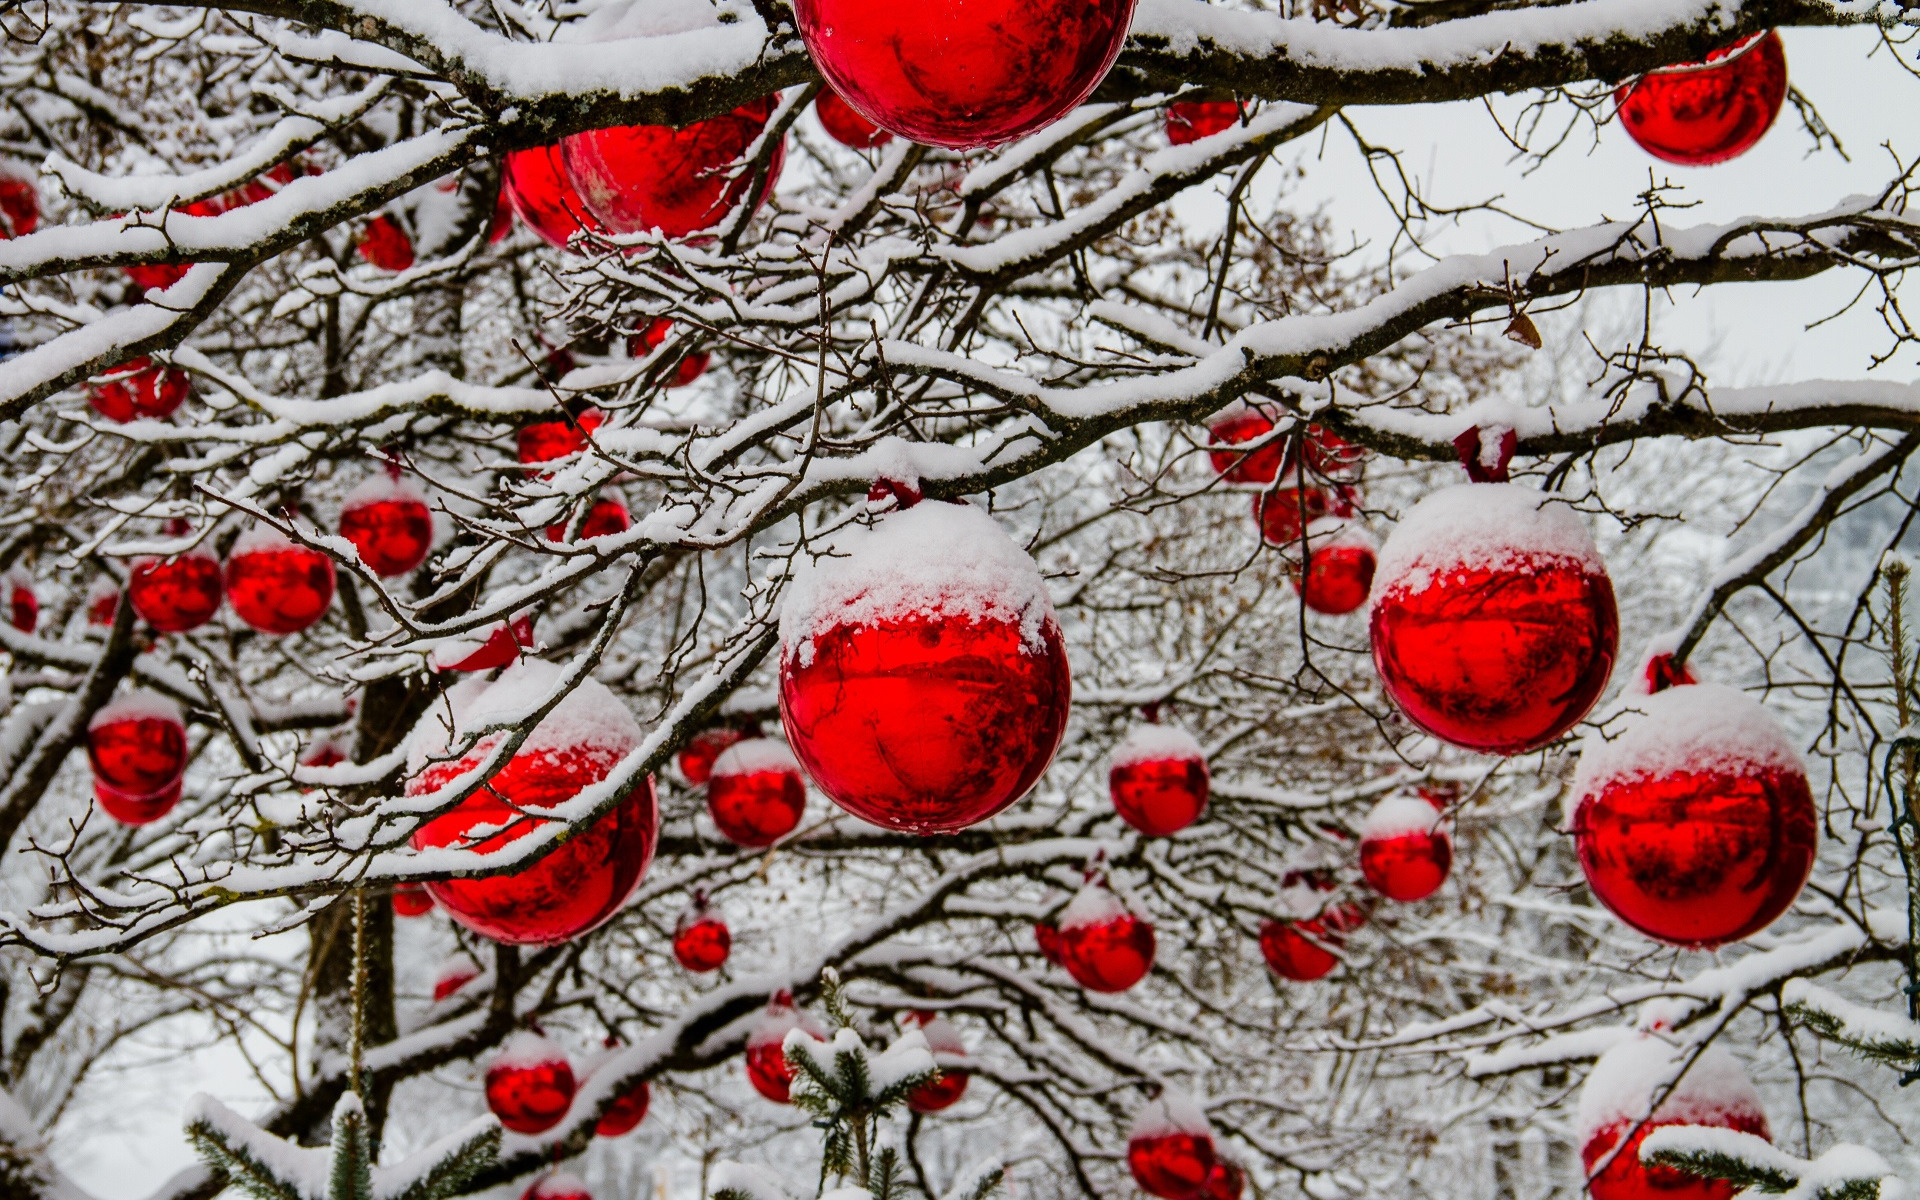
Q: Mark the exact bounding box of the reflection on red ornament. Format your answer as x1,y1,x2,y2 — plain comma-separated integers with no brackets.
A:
391,882,434,917
408,662,658,945
357,213,416,271
1258,878,1363,982
1127,1094,1216,1199
792,0,1134,149
1292,521,1376,616
1166,100,1242,145
816,90,892,149
226,527,336,635
1571,682,1816,948
1109,724,1208,837
546,495,630,542
87,582,119,627
432,954,481,1002
779,499,1071,834
339,472,434,577
561,98,784,240
0,174,38,238
124,163,302,292
630,319,710,388
1056,884,1154,992
745,992,827,1103
1034,921,1066,966
1199,1161,1245,1200
1369,483,1617,755
707,738,807,847
1615,31,1786,167
129,532,224,634
518,407,605,465
87,692,188,826
679,727,749,786
1578,1037,1769,1200
437,612,537,672
503,146,602,250
673,897,731,972
89,358,191,423
1253,486,1353,548
596,1077,650,1137
523,1174,592,1200
1205,408,1283,485
7,578,34,633
1358,795,1452,903
486,1031,576,1134
905,1012,970,1113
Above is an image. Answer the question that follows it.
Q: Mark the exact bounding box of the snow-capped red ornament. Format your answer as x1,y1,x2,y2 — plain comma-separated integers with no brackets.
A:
391,882,434,917
561,97,784,239
815,89,892,149
1292,519,1376,616
1055,883,1155,993
523,1174,592,1200
299,737,347,783
87,581,119,627
1205,404,1285,485
1358,794,1452,903
87,691,188,826
778,486,1071,834
707,738,807,847
1109,723,1209,837
357,213,415,271
1616,31,1786,168
435,613,537,673
1257,877,1365,982
673,894,731,972
679,727,749,786
745,991,827,1103
546,495,630,543
1127,1093,1217,1199
406,660,659,945
0,170,38,238
1253,486,1353,548
1571,681,1816,948
226,528,335,636
339,469,434,578
486,1030,576,1135
630,320,709,388
89,358,190,423
1577,1036,1769,1200
1199,1161,1245,1200
517,406,605,465
432,953,481,1002
1166,100,1242,145
791,0,1134,150
6,573,34,633
585,1042,652,1137
1369,480,1617,754
128,523,224,634
904,1012,970,1113
503,145,603,250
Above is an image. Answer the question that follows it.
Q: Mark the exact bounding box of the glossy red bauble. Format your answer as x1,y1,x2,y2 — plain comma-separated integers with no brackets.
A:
792,0,1135,150
1109,724,1208,837
89,358,190,423
595,1078,650,1137
339,472,434,578
1293,521,1376,616
408,662,658,946
1578,1037,1769,1200
432,954,481,1002
87,692,188,826
904,1012,970,1113
503,146,602,250
778,499,1071,834
631,319,710,388
517,407,605,465
1034,921,1066,966
678,727,748,786
561,97,784,240
1166,101,1241,145
1253,486,1353,548
1205,407,1284,485
87,582,119,627
125,163,302,292
485,1031,576,1135
1199,1162,1245,1200
226,528,336,635
94,777,182,825
7,577,34,633
0,173,38,238
357,213,415,271
816,89,892,149
546,495,630,542
745,993,827,1103
391,882,435,917
673,900,731,972
436,612,537,672
1358,794,1452,903
1127,1094,1216,1199
1055,885,1154,993
1616,31,1786,167
128,532,224,634
1258,880,1364,982
1369,483,1617,755
1571,681,1817,948
524,1174,592,1200
706,738,807,847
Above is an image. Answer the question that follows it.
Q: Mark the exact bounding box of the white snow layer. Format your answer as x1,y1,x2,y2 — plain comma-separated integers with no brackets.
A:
1360,794,1448,843
710,737,801,779
1369,483,1605,601
749,1001,826,1049
1110,724,1206,770
1572,683,1804,800
1058,884,1131,931
229,524,307,558
341,470,430,512
491,1028,571,1072
1129,1091,1213,1140
88,689,184,731
407,658,640,775
710,1162,792,1200
784,1027,936,1096
1575,1036,1765,1144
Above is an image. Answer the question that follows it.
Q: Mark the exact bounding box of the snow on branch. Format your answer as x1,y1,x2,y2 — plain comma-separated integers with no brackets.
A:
1640,1126,1907,1200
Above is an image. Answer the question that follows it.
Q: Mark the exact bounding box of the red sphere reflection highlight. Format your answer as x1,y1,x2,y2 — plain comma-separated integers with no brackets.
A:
707,739,807,846
485,1032,575,1134
1166,101,1241,145
89,358,190,423
1615,31,1786,167
1127,1096,1216,1199
673,913,731,972
816,89,892,149
226,530,336,636
561,98,783,239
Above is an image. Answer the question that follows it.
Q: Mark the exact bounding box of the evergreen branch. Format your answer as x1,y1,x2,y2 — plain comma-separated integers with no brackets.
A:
1783,981,1920,1075
1641,1127,1898,1200
327,1097,373,1200
375,1118,500,1200
184,1109,310,1200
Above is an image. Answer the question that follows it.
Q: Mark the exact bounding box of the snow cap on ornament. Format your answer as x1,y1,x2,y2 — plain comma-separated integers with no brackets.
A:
1358,793,1452,903
1576,1035,1769,1200
523,1172,592,1200
1127,1091,1217,1199
1109,722,1209,838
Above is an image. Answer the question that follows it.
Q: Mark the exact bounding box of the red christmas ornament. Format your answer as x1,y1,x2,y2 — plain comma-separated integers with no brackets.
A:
546,495,630,542
1292,520,1376,616
407,661,659,945
1205,405,1285,485
816,89,892,149
485,1030,576,1134
391,882,435,917
339,470,434,578
432,953,481,1002
128,527,224,634
1127,1093,1217,1199
678,727,749,786
561,97,785,240
1199,1162,1245,1200
630,319,710,388
1369,482,1617,755
584,1042,652,1137
673,896,731,972
1109,723,1209,837
86,581,120,627
0,172,39,238
1033,921,1067,966
357,213,416,271
706,738,807,847
1578,1036,1769,1200
1253,486,1353,548
124,163,302,292
791,0,1134,150
1640,650,1699,694
745,992,827,1103
1055,884,1155,993
1571,681,1817,948
1165,100,1242,145
6,575,35,634
1358,794,1452,903
435,612,538,672
297,737,347,793
517,407,606,465
523,1174,592,1200
87,692,188,826
1257,878,1365,982
904,1012,970,1113
778,495,1071,834
502,145,603,250
1615,31,1786,167
225,527,336,636
88,358,191,423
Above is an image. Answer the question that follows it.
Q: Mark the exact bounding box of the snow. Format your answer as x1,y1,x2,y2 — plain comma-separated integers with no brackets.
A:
1305,516,1375,553
526,1172,591,1200
914,1014,969,1060
1572,683,1804,800
709,737,801,779
340,469,429,512
406,658,640,774
88,690,183,731
1058,884,1131,931
491,1029,571,1072
710,1162,791,1200
1129,1091,1213,1140
433,953,480,993
779,500,1055,667
183,1093,329,1197
783,1027,936,1095
1638,1127,1901,1200
1110,724,1205,770
1371,483,1605,601
749,1000,826,1049
1781,979,1920,1050
1360,795,1447,843
1575,1036,1765,1145
228,525,303,558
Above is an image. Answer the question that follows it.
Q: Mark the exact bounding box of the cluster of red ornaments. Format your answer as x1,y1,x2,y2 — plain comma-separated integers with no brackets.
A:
483,1030,653,1140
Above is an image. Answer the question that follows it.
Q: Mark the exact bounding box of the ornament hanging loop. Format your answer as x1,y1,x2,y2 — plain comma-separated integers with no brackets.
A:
1452,425,1516,484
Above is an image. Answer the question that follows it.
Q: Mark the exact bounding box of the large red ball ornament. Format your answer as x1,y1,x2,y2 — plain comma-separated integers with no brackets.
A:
128,536,224,634
1571,681,1816,948
1205,406,1285,485
791,0,1135,150
433,953,481,1002
407,661,658,946
1055,884,1155,993
1127,1094,1217,1199
673,897,731,972
517,407,605,465
7,576,35,634
1578,1036,1769,1200
89,358,190,423
778,495,1071,834
816,90,892,149
357,213,416,271
679,727,749,786
1293,520,1376,616
745,993,827,1103
0,172,39,238
630,320,710,388
561,98,784,240
707,738,807,847
1109,724,1209,837
485,1031,576,1135
87,692,188,826
339,472,434,578
1369,483,1617,755
391,882,435,917
1615,31,1786,167
524,1174,592,1200
904,1012,970,1113
503,146,603,250
1166,101,1242,146
546,495,630,543
1199,1161,1245,1200
226,528,336,635
1358,794,1452,903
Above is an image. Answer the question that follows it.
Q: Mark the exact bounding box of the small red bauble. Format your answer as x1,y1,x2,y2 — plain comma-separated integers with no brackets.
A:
226,527,336,635
791,0,1135,150
432,953,481,1002
357,213,415,271
1258,879,1364,982
1127,1093,1217,1199
486,1031,576,1134
904,1012,969,1113
407,661,658,946
1055,884,1155,993
1369,483,1617,755
517,407,605,465
391,882,434,917
816,89,892,149
778,497,1071,834
87,691,188,826
89,358,190,423
1292,520,1376,616
1166,100,1241,145
124,164,300,291
1358,794,1452,903
502,146,602,250
630,319,710,388
673,897,731,972
87,581,119,627
584,1044,652,1137
546,495,630,542
7,576,35,634
1205,406,1284,485
1253,486,1353,548
678,727,749,786
745,992,827,1103
523,1174,592,1200
128,533,224,634
0,172,39,238
1615,31,1786,167
1199,1161,1245,1200
561,97,784,240
435,612,537,672
298,738,346,793
1578,1037,1769,1200
1571,681,1816,948
339,472,434,578
1109,724,1208,837
707,738,807,847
